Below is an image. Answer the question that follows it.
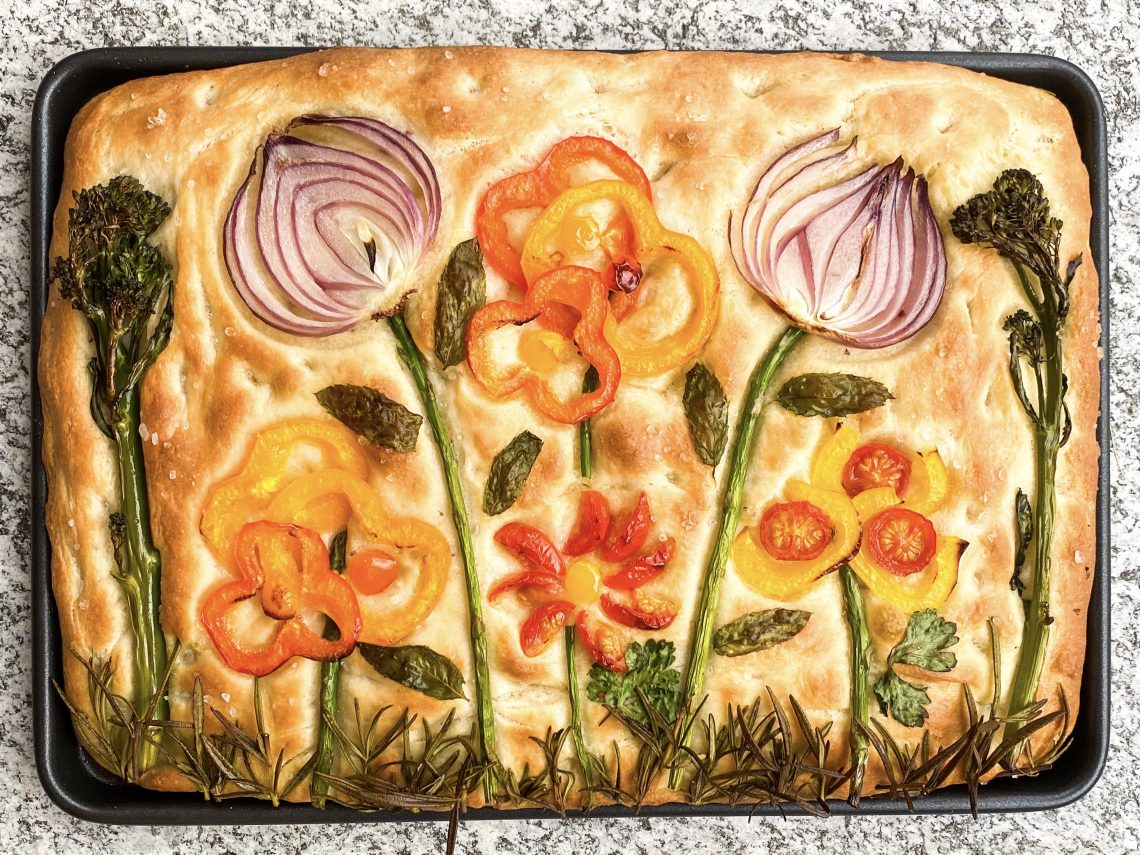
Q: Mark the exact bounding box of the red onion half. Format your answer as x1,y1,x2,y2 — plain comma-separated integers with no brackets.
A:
731,129,946,348
224,116,441,335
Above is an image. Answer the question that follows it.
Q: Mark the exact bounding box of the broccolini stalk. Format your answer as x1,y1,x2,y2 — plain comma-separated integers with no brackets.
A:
839,565,870,804
52,176,175,771
563,626,594,802
311,531,348,808
387,313,498,800
671,327,805,786
951,170,1080,752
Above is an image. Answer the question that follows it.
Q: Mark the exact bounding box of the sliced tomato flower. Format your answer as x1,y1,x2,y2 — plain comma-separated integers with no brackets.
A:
842,443,912,497
520,600,575,656
600,590,678,630
600,491,653,562
758,501,832,561
604,537,675,590
576,612,628,672
865,507,937,576
487,569,563,602
564,490,612,556
494,522,567,577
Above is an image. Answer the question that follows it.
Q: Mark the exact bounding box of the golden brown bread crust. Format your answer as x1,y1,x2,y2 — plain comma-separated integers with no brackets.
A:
39,47,1100,806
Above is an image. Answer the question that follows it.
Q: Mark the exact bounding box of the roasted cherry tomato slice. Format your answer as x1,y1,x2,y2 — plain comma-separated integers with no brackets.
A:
346,548,400,596
564,490,612,556
576,613,627,672
495,523,567,577
604,537,675,590
758,501,833,562
842,443,912,498
520,600,575,656
487,569,563,602
865,507,937,576
599,591,677,630
600,492,652,562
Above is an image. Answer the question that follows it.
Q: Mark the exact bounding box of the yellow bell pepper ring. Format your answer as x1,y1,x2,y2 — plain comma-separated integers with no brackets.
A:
200,419,371,563
264,469,450,646
849,535,965,613
903,450,949,516
731,480,861,601
520,179,720,377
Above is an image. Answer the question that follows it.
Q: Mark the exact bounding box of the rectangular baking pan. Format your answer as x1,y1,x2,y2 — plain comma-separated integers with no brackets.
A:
31,46,1111,824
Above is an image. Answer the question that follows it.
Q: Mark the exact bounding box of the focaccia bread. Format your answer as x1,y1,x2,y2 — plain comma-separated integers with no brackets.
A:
39,47,1100,809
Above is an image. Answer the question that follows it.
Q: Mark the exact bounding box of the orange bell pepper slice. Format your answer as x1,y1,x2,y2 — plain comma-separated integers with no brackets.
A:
466,265,620,424
520,180,720,376
263,469,451,646
476,136,652,287
200,521,362,676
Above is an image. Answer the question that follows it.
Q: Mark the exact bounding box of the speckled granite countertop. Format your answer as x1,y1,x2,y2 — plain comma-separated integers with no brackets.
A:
3,1,1137,852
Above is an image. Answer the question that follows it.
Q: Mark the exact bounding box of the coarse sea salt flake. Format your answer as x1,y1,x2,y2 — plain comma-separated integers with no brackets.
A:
442,105,452,114
147,108,167,128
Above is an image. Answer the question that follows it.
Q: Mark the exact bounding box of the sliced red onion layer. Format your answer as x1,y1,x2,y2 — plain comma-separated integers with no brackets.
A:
731,129,947,348
224,116,440,335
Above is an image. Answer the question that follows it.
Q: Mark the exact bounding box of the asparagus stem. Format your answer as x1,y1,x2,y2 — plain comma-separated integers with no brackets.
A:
670,326,805,786
839,565,870,805
111,387,167,771
578,367,599,478
563,625,593,803
311,531,347,808
388,313,497,801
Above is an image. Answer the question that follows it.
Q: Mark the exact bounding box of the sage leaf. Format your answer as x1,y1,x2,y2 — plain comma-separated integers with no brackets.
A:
358,643,466,701
433,238,486,367
774,373,893,418
712,608,811,657
683,363,728,466
483,430,543,516
316,384,422,453
1011,489,1032,602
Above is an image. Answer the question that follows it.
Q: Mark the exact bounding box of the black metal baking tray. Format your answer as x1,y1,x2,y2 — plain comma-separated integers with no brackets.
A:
31,46,1111,824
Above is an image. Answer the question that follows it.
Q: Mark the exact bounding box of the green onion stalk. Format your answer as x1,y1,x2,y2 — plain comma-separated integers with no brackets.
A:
839,565,871,804
670,327,805,786
388,313,498,800
564,626,594,802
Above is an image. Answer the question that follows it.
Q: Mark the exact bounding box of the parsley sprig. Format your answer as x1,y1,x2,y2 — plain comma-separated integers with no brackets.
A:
874,610,959,727
586,639,681,730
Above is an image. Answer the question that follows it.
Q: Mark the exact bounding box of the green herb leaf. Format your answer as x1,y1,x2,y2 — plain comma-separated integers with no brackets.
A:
873,609,958,727
585,639,680,729
358,643,466,701
683,363,729,466
712,608,811,657
1012,489,1033,600
433,238,486,367
774,373,893,418
483,430,543,516
316,384,422,453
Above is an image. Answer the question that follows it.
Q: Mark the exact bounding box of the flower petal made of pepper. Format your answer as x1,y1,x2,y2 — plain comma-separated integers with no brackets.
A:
849,535,966,612
263,469,450,645
200,418,370,564
466,265,620,424
519,179,720,376
200,521,362,676
731,480,861,601
476,137,652,287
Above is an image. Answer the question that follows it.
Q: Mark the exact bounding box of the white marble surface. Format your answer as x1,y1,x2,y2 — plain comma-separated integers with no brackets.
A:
2,1,1137,852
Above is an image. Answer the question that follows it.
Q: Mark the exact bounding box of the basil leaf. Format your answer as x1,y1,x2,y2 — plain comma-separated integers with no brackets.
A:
712,608,811,657
483,430,543,516
1011,488,1033,602
683,363,728,466
774,373,893,418
358,643,466,701
316,384,422,453
433,238,486,367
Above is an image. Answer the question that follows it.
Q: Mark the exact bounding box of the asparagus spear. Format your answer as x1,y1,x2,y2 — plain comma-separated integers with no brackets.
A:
839,565,870,804
52,176,175,770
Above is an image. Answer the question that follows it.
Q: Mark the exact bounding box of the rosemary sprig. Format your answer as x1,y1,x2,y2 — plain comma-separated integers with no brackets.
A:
388,312,498,799
673,327,806,786
494,727,575,814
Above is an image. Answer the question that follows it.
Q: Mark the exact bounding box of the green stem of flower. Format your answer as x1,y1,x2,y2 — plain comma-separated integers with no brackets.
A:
111,386,168,773
564,625,593,803
670,326,805,787
388,313,497,801
839,564,870,805
311,531,347,808
578,367,598,479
